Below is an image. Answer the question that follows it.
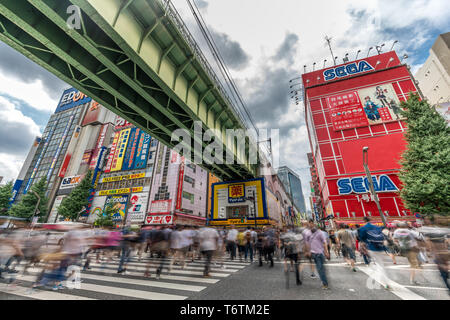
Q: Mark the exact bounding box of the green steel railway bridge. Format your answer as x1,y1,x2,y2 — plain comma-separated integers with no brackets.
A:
0,0,261,180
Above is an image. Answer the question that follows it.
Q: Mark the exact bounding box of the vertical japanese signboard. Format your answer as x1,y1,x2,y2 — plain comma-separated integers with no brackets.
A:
122,128,139,171
104,131,120,173
133,132,151,169
111,128,131,172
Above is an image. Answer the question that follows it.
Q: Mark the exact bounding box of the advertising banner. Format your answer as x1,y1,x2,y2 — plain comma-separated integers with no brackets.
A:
47,195,66,223
114,115,133,130
98,186,143,196
60,175,84,189
59,126,81,178
328,91,369,131
55,88,91,113
105,195,129,222
133,132,151,169
122,128,139,171
149,200,172,215
46,111,76,181
81,149,93,165
357,83,403,125
228,184,246,203
85,146,106,216
145,214,173,225
87,196,106,224
81,101,100,126
111,128,131,172
127,193,149,223
9,180,23,206
24,125,55,194
175,160,185,210
101,173,145,183
89,123,109,169
104,131,120,173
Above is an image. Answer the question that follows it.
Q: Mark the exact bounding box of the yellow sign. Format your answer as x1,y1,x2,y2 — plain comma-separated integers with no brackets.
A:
102,172,145,183
99,186,143,196
111,128,131,172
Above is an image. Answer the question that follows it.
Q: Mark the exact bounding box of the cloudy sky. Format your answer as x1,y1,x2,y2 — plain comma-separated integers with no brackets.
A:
0,0,448,211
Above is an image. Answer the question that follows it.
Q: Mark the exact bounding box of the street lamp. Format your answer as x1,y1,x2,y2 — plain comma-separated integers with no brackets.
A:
245,190,257,230
362,147,387,228
390,40,398,51
355,50,361,60
367,47,373,57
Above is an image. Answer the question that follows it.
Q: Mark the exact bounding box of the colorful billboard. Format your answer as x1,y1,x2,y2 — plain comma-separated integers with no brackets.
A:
145,215,173,225
111,128,131,172
55,88,91,113
104,131,120,173
133,132,151,169
87,196,107,224
148,200,172,215
127,193,149,224
105,195,129,222
59,126,81,178
89,123,109,170
122,128,139,171
60,175,83,189
46,112,76,181
81,101,100,126
85,146,107,216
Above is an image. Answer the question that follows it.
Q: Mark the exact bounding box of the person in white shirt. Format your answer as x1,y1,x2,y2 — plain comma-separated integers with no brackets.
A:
169,226,188,271
198,227,219,277
226,225,238,260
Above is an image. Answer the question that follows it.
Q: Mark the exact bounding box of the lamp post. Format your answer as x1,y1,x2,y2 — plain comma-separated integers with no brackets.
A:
246,190,257,230
362,147,387,228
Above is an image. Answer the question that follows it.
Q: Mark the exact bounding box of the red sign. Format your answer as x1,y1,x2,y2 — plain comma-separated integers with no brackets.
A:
176,160,185,210
89,123,109,169
149,200,172,215
104,131,120,173
114,115,133,130
328,91,368,131
145,215,173,225
81,101,100,126
58,154,71,178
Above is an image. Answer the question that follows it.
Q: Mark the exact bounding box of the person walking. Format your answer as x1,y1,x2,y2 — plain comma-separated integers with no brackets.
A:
358,217,391,289
237,229,246,262
304,223,330,290
393,222,424,285
280,227,303,286
336,224,357,272
301,221,317,278
198,226,219,277
382,227,398,265
226,225,238,261
263,226,276,267
243,227,254,262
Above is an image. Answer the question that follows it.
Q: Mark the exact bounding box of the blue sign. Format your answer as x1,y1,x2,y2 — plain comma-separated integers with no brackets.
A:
323,60,374,81
8,179,23,206
85,146,107,216
55,88,92,113
337,175,399,195
133,132,151,169
122,128,138,171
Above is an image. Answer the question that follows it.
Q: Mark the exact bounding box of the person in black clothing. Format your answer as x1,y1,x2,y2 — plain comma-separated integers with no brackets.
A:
329,230,340,258
256,230,265,267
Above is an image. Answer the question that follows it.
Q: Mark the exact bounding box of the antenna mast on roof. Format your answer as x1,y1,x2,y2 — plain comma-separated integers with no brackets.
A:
324,36,336,66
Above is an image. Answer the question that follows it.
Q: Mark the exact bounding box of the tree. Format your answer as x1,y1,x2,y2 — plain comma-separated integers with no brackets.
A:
9,177,48,221
398,93,450,217
93,201,115,228
57,170,93,221
0,181,13,214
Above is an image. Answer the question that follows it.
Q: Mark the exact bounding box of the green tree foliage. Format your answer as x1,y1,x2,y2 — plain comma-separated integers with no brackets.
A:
93,201,115,228
9,177,48,221
0,181,13,214
399,94,450,216
57,170,93,221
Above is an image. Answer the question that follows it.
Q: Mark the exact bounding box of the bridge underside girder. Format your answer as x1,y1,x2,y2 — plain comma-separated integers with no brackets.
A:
0,0,258,180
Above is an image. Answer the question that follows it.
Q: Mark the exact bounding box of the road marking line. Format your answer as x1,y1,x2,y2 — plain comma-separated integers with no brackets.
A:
16,275,187,300
106,260,240,272
357,266,426,300
0,284,94,300
404,285,449,291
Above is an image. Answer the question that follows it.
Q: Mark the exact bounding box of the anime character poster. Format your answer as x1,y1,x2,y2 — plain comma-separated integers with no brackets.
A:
357,84,403,125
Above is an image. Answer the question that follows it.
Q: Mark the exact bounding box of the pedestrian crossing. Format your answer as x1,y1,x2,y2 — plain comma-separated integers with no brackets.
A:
0,255,251,300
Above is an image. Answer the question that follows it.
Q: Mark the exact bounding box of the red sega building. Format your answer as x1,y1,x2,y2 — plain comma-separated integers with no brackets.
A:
302,51,418,226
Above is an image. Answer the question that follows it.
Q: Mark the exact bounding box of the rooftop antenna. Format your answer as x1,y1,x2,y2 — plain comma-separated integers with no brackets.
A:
325,35,337,66
313,62,316,71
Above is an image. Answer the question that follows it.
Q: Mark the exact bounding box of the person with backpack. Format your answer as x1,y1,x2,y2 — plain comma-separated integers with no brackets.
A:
244,227,254,262
280,227,303,286
262,226,276,267
336,224,357,272
393,222,423,285
358,217,391,289
382,227,398,264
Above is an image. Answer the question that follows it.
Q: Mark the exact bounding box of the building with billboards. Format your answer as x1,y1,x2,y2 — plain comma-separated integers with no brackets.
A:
302,51,418,225
144,144,208,227
277,166,307,215
12,88,92,213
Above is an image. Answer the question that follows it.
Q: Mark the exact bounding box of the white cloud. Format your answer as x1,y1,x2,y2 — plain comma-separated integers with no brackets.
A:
0,153,24,183
0,71,60,113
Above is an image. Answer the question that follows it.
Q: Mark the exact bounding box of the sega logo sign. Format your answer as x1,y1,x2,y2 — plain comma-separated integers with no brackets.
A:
337,175,399,195
56,88,91,113
323,61,374,81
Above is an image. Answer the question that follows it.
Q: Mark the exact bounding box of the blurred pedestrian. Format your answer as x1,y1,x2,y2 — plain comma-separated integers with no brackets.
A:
336,224,357,272
304,222,330,289
198,226,219,277
226,225,238,261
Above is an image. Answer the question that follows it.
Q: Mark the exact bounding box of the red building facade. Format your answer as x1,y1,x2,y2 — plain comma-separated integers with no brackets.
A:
302,51,418,225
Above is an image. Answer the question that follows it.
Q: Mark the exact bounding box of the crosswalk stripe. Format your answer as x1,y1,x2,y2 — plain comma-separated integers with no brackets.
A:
136,257,251,267
16,275,187,300
87,263,230,277
11,268,206,293
104,260,240,272
0,284,94,300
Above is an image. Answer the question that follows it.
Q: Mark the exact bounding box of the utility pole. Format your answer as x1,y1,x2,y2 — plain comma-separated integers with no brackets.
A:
325,36,336,66
362,147,387,228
